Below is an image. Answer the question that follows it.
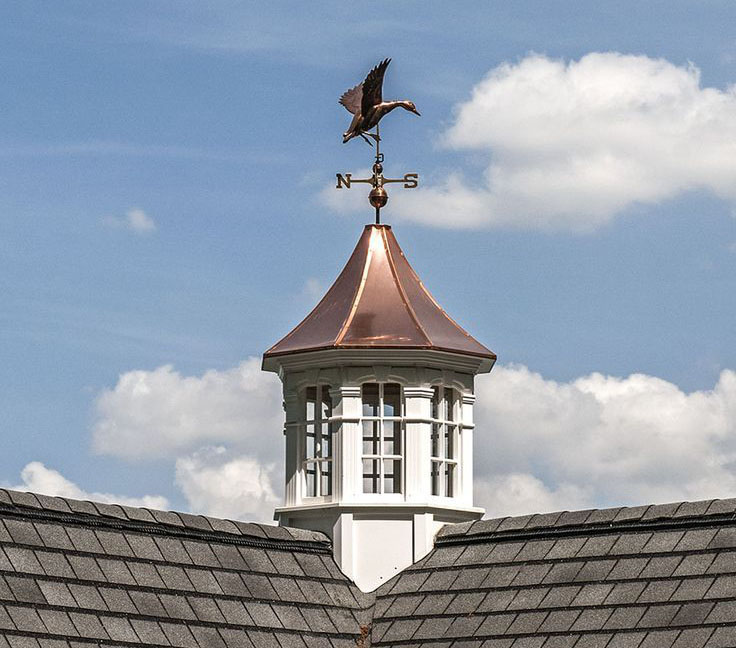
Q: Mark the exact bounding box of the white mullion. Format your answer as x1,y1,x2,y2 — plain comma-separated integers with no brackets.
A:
447,387,456,499
379,382,384,495
381,384,385,495
440,386,445,498
320,384,326,496
315,385,321,497
313,386,318,497
445,385,452,498
400,395,405,494
301,387,307,498
442,387,446,497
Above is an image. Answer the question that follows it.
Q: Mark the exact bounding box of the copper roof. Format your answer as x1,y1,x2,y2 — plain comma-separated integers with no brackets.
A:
264,224,495,361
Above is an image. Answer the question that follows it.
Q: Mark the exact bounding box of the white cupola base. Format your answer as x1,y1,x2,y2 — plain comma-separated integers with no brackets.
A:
278,503,481,592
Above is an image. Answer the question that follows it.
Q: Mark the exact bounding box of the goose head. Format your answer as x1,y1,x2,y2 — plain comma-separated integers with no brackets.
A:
402,101,420,116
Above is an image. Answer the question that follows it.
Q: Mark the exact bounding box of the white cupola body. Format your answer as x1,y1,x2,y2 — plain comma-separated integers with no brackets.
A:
262,224,495,591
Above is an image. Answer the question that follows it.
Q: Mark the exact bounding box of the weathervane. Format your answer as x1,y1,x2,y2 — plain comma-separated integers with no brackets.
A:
335,58,420,224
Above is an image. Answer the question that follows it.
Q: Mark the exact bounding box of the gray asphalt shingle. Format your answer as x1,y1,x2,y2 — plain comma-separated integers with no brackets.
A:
5,483,368,645
4,488,736,648
369,499,736,646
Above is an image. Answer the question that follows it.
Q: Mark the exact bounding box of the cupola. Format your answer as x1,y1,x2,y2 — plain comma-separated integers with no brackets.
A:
262,223,495,591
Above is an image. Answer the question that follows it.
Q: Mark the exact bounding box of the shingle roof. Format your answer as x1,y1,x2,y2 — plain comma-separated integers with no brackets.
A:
0,488,371,648
5,488,736,648
370,498,736,648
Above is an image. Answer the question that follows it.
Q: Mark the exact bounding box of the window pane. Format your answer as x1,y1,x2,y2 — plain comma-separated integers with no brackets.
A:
305,463,317,497
383,383,401,417
362,420,379,455
306,386,317,421
445,425,455,460
431,386,440,419
383,459,402,494
445,463,455,497
320,461,332,496
306,424,315,459
431,423,440,458
321,386,332,419
444,388,455,422
320,423,331,458
383,420,401,455
362,383,379,416
362,459,379,493
431,461,440,496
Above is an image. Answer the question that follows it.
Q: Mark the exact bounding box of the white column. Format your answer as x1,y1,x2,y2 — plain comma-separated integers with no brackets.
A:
328,387,345,502
333,511,355,579
413,511,435,562
404,387,433,502
335,386,362,502
461,392,476,508
283,391,301,507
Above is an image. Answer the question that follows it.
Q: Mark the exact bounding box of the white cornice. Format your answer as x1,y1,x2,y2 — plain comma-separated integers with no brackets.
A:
403,387,435,399
263,347,494,376
274,501,485,517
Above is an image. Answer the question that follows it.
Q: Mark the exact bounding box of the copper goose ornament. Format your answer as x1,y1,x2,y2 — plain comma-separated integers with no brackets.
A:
340,58,420,145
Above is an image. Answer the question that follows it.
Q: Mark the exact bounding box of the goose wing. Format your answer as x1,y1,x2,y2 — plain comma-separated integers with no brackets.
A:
361,58,391,116
339,82,363,115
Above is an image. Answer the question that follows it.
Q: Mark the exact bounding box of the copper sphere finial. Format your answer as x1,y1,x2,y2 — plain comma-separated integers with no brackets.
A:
369,187,388,210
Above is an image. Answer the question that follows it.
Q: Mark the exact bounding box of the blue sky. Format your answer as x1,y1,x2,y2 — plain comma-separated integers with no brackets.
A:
2,2,736,518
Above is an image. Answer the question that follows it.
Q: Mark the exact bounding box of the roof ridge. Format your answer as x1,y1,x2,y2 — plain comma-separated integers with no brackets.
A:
335,225,375,345
437,497,736,545
380,225,432,346
0,488,331,554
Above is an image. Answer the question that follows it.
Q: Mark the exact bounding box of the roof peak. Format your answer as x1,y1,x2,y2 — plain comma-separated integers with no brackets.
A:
0,488,330,552
437,497,736,545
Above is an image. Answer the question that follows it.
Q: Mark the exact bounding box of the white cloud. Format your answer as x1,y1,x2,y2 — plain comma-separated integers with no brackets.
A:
325,53,736,231
474,364,736,517
175,447,279,523
104,207,156,234
302,277,326,301
91,354,736,522
91,358,284,521
125,208,156,233
11,461,169,509
475,473,591,519
92,357,282,461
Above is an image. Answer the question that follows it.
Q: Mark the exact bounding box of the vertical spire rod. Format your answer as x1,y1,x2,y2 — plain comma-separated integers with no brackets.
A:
375,124,381,225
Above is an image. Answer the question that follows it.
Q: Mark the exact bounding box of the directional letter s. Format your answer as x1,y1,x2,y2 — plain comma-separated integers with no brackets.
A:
403,173,418,189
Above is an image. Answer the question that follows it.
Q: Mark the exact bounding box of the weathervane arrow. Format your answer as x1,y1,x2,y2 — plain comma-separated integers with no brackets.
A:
335,58,420,224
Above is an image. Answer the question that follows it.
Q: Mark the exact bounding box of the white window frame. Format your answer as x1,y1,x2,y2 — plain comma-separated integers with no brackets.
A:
430,386,459,498
302,384,333,499
360,382,404,496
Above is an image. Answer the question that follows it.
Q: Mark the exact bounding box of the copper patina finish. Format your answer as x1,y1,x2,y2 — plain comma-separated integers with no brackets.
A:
264,225,495,360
